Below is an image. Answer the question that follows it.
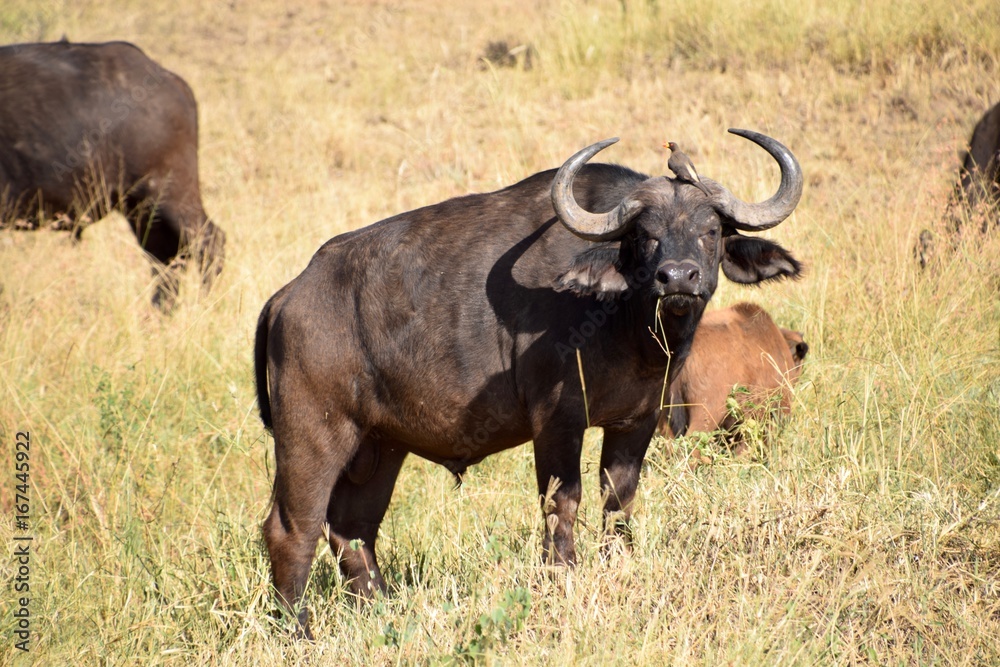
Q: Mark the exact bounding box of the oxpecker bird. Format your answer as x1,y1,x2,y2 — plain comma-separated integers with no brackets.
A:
665,141,713,196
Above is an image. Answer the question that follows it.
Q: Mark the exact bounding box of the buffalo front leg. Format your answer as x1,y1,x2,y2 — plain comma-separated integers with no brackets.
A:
532,424,585,566
325,441,407,598
599,418,657,551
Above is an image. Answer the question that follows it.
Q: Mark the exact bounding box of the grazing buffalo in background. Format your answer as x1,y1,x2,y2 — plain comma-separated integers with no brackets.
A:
917,100,1000,268
0,40,225,307
254,129,803,637
957,100,1000,223
657,301,808,449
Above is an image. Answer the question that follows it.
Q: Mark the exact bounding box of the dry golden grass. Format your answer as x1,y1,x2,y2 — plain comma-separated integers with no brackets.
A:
1,0,999,664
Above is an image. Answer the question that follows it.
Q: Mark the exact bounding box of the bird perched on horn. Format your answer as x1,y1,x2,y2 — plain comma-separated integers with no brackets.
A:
665,141,713,197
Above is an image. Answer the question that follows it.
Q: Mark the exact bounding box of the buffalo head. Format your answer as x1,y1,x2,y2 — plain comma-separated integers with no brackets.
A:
552,129,803,324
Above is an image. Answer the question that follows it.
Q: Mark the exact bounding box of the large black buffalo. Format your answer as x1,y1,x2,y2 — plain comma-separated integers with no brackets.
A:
255,129,803,636
0,40,224,307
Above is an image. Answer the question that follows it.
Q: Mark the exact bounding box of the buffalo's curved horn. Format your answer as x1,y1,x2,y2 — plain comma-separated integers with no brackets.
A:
551,138,644,241
707,128,803,232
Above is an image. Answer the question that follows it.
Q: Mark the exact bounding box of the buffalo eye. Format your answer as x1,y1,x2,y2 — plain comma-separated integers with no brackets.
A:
644,238,660,255
700,228,719,250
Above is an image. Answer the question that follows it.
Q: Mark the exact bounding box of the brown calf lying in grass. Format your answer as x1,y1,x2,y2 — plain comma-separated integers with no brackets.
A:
658,302,808,456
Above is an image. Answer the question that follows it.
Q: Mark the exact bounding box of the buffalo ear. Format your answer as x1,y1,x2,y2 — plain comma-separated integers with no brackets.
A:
721,234,802,284
555,244,629,300
781,329,809,363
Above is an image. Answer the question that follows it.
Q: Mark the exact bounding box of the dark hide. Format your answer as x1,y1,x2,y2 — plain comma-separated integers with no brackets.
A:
958,100,1000,219
255,143,802,637
658,302,808,445
0,40,225,307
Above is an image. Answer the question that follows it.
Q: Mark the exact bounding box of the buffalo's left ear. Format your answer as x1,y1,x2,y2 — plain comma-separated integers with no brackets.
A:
555,244,629,300
721,233,802,284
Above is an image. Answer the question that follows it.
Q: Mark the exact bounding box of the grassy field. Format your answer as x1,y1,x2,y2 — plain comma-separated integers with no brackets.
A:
2,0,999,664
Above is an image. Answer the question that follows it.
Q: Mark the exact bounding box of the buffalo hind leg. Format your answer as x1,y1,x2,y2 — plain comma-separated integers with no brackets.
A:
325,442,407,598
532,421,585,566
599,418,657,553
263,416,361,639
124,198,184,309
154,193,225,292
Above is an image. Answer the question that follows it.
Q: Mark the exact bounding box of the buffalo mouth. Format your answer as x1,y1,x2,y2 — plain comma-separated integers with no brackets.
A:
658,293,701,316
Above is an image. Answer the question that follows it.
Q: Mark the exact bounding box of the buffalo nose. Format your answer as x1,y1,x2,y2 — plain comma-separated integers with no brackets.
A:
655,260,701,293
